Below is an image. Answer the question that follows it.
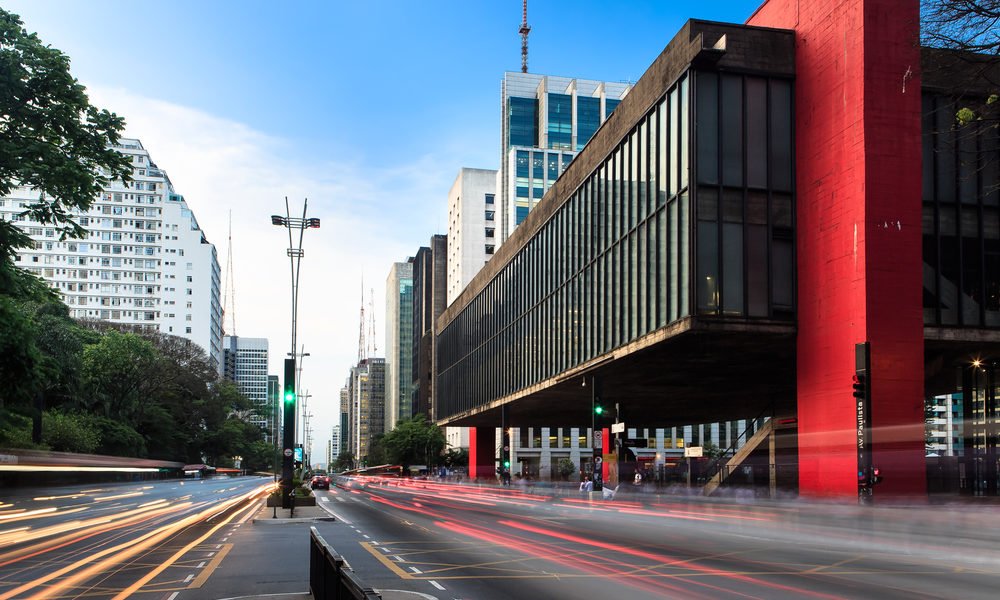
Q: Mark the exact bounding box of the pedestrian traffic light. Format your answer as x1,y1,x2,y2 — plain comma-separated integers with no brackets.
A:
852,373,867,400
503,459,511,468
594,404,604,416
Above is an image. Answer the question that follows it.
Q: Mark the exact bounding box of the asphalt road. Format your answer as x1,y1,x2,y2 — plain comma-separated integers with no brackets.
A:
299,479,1000,600
5,477,1000,600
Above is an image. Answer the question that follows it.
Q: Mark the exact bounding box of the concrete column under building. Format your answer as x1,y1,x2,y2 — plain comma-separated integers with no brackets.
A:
468,426,497,482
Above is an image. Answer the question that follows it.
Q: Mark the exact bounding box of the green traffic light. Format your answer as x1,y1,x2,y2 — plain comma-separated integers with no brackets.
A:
503,460,511,468
284,391,295,403
594,405,604,415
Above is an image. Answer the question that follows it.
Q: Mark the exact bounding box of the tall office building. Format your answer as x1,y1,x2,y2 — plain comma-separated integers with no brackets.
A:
0,138,223,369
499,73,631,241
412,235,447,420
446,168,498,305
329,425,341,467
267,375,280,449
338,382,350,460
385,260,414,431
222,336,272,439
348,358,386,465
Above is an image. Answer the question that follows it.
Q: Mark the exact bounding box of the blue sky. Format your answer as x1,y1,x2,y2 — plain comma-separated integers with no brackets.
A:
7,0,763,461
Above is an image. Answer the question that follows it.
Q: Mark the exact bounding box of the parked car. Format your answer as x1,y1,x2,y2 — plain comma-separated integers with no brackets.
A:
310,474,331,490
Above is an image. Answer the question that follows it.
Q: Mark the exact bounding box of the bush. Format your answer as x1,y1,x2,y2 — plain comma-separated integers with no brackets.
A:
42,410,100,453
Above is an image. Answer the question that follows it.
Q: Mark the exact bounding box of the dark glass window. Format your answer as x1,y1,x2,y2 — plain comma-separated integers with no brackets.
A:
508,97,538,148
577,96,601,150
516,206,529,224
548,93,573,150
485,194,495,205
485,210,495,221
606,98,621,118
696,71,718,185
721,75,743,187
548,153,559,181
516,151,530,178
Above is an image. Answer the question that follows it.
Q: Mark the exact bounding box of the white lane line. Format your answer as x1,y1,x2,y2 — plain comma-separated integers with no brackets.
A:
184,574,194,583
207,552,215,557
336,497,345,502
429,581,446,591
196,561,206,568
392,555,405,562
321,497,330,502
216,544,222,549
409,567,422,574
363,534,370,539
379,547,391,553
167,593,180,600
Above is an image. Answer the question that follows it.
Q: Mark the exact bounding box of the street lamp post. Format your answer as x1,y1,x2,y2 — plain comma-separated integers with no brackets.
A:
270,198,320,509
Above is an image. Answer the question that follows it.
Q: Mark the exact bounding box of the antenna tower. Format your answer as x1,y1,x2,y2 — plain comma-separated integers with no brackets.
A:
368,287,377,357
357,278,366,363
519,0,531,73
222,211,236,336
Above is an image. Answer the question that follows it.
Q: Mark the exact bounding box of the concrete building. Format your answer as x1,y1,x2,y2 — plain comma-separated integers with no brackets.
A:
499,73,631,242
385,260,414,431
349,358,386,465
412,235,447,421
0,138,223,369
339,383,350,461
222,336,273,440
328,425,341,468
446,169,498,305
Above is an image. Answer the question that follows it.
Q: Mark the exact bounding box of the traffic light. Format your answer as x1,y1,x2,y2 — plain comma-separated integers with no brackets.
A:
284,359,296,405
503,459,511,468
852,373,867,400
594,403,604,416
871,466,882,485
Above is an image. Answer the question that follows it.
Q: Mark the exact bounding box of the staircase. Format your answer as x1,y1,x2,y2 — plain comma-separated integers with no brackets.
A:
702,418,775,497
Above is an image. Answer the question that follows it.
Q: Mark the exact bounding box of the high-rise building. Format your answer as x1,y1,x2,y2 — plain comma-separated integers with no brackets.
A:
499,73,631,241
222,336,272,439
339,383,350,460
385,260,414,431
267,375,280,453
412,235,447,420
446,168,498,305
0,138,223,369
349,358,386,464
329,425,341,468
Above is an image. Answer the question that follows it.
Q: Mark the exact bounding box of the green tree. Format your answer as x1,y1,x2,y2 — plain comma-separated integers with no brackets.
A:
0,8,132,292
380,416,447,468
80,331,158,426
556,458,576,480
41,410,99,453
444,447,468,468
332,451,355,472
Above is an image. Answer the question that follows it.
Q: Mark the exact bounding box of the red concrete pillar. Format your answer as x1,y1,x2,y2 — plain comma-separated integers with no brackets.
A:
468,426,497,482
749,0,927,498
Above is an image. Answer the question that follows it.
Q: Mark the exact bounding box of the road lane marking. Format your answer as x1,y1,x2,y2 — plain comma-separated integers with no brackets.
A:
196,561,206,568
429,581,445,590
321,497,330,502
167,593,179,600
392,556,406,562
362,542,414,579
363,534,371,539
190,543,232,588
184,574,194,583
409,567,422,574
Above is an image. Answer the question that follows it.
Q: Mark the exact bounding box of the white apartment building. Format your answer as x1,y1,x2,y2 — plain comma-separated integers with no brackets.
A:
446,168,498,305
0,138,223,369
222,336,272,439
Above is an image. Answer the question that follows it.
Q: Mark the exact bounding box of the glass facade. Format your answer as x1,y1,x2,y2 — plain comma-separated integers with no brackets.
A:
577,96,601,150
606,98,621,118
439,68,797,419
548,93,573,150
509,97,538,148
694,72,795,318
922,94,1000,328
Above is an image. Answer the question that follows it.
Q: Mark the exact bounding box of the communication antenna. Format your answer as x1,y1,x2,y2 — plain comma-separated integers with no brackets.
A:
519,0,531,73
368,287,377,357
222,211,236,336
357,277,366,363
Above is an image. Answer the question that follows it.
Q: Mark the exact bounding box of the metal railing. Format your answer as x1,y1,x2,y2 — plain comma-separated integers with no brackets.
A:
309,527,381,600
701,407,774,488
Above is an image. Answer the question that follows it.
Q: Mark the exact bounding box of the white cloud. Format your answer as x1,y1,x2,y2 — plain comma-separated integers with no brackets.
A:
88,86,451,460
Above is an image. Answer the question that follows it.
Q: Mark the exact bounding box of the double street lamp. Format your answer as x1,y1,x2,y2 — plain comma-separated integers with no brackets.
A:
271,198,320,508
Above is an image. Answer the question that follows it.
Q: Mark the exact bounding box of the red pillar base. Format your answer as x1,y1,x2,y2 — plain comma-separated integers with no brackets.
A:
468,426,497,482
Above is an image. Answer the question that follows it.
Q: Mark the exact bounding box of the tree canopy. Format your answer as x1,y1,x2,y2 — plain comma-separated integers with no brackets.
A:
379,416,447,468
0,7,132,292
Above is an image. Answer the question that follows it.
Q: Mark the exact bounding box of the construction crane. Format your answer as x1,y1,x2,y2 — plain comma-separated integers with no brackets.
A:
519,0,531,73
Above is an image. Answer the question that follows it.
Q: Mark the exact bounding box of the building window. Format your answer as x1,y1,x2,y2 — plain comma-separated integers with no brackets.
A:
485,228,495,238
485,210,495,221
485,245,495,255
485,194,495,205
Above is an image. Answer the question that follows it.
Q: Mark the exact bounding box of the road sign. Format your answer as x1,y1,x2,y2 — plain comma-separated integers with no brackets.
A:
684,446,703,458
594,430,603,448
611,422,625,434
283,448,293,457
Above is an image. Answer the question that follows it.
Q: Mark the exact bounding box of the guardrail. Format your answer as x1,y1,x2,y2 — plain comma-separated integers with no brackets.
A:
309,527,381,600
